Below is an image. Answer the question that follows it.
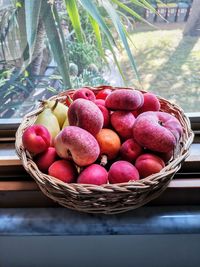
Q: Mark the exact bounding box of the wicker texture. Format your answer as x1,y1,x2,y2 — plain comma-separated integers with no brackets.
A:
15,86,194,214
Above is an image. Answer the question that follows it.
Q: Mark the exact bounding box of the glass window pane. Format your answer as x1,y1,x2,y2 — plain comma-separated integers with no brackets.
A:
0,0,199,121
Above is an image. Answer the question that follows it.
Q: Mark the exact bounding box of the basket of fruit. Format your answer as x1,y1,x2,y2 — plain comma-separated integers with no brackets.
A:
15,86,194,214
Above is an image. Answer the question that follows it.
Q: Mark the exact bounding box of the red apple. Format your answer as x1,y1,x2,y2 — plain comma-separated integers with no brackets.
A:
48,159,78,183
96,104,110,128
34,147,58,173
120,139,143,163
94,99,105,106
108,160,139,184
111,111,135,139
22,125,51,154
135,153,165,178
72,88,96,101
77,164,108,185
138,92,160,114
133,111,183,153
96,88,112,100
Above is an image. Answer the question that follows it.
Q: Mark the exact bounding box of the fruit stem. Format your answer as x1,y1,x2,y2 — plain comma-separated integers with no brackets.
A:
66,95,73,105
100,154,108,166
52,99,59,111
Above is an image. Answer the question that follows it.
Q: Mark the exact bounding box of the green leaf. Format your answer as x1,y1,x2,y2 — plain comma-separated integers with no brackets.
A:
52,5,67,49
64,0,84,43
88,15,104,57
79,0,115,46
40,1,71,89
112,0,156,28
103,1,141,82
139,0,159,11
24,0,42,59
122,0,153,10
52,4,71,85
16,2,29,62
16,2,22,8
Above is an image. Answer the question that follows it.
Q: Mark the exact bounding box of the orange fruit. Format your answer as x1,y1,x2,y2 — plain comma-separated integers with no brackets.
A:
95,129,121,162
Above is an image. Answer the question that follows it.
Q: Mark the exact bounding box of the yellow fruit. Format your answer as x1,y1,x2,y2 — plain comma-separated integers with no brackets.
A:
62,116,69,130
44,100,68,129
35,108,60,141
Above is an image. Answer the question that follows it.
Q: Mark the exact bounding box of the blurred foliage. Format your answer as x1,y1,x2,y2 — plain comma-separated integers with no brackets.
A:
67,40,102,75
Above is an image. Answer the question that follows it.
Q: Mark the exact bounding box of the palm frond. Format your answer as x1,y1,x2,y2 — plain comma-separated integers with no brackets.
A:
41,1,71,88
101,0,141,82
64,0,84,42
88,14,104,57
24,0,42,60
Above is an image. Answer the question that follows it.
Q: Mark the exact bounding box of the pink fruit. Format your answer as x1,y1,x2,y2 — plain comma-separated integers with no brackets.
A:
68,98,103,136
72,88,96,101
94,99,105,106
135,153,165,178
111,111,135,139
22,125,51,154
133,111,183,153
108,160,139,184
48,159,77,183
138,92,160,114
77,164,108,185
54,126,100,167
97,104,110,128
34,147,58,173
120,139,143,163
105,89,144,111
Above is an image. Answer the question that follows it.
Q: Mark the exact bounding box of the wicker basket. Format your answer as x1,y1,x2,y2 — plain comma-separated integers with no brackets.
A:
15,86,194,214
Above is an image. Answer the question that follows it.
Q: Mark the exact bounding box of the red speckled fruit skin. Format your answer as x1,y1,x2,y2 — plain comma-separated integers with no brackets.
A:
54,126,100,167
105,89,144,111
111,111,135,139
68,98,104,136
48,159,78,183
135,153,165,179
72,88,96,101
108,160,139,184
120,138,143,163
133,111,183,153
22,125,51,154
77,164,108,185
138,92,160,114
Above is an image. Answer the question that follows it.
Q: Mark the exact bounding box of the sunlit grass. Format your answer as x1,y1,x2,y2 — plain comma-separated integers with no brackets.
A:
120,25,200,112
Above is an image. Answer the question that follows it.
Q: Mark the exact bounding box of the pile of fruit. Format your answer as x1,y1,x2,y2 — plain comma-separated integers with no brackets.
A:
22,87,183,186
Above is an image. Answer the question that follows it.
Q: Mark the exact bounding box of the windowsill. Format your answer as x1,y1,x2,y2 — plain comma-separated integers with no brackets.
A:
0,142,200,239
